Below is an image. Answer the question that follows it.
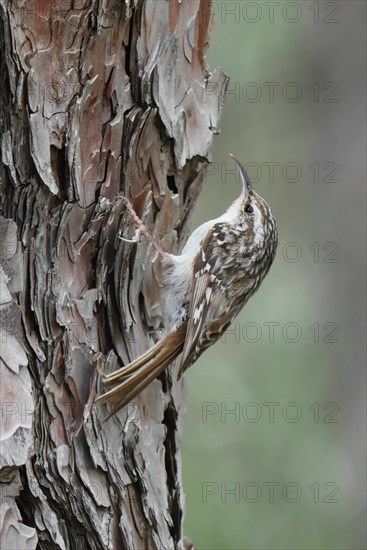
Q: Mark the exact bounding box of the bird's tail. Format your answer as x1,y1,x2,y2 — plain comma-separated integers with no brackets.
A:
96,325,186,419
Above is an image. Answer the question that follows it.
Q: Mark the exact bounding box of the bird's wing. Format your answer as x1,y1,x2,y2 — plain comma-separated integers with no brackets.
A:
178,223,234,377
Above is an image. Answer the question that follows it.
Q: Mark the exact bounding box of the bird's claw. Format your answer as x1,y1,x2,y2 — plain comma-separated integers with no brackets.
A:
121,196,165,256
118,226,146,244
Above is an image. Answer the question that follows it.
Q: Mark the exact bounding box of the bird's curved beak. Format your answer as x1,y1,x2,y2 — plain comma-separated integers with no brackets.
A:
229,153,252,199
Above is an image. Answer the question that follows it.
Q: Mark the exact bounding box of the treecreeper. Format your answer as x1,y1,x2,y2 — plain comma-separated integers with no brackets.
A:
96,155,278,417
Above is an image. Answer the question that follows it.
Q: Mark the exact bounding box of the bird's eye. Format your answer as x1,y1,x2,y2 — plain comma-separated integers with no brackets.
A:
245,204,254,214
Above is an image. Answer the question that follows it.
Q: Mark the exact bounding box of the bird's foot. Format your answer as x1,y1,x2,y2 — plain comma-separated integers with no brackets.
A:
121,196,165,256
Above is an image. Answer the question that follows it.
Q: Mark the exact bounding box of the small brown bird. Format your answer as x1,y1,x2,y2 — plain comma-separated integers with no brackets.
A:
97,155,278,416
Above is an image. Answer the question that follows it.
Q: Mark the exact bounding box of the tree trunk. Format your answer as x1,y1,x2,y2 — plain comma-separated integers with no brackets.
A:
0,1,227,548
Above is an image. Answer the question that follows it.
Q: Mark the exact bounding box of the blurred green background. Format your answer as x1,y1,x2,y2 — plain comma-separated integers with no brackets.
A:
182,2,366,549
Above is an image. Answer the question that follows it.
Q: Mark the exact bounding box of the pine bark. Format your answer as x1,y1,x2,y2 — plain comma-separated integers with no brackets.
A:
0,1,228,548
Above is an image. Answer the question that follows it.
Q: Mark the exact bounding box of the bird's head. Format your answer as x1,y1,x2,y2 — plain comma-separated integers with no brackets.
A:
227,154,278,260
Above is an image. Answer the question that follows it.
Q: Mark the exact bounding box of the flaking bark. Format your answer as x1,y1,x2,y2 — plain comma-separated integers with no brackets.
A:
0,1,228,548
